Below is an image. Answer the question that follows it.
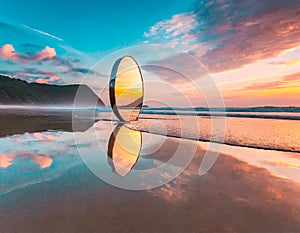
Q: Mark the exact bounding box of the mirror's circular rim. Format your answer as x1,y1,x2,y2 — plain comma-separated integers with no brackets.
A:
109,55,144,122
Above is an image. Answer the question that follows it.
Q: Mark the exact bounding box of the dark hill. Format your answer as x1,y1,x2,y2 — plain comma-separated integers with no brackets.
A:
0,75,104,106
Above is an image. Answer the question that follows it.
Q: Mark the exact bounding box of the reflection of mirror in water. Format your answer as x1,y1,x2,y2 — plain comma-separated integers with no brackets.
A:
107,124,142,176
109,56,144,122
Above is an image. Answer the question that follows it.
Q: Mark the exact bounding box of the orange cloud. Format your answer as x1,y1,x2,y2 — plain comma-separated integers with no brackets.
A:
0,44,18,61
30,154,53,169
18,150,53,169
34,75,61,85
283,72,300,82
35,78,49,84
219,70,300,107
224,85,300,107
34,46,56,61
0,150,53,170
242,71,300,92
0,153,16,168
48,75,61,82
270,60,300,66
245,81,284,91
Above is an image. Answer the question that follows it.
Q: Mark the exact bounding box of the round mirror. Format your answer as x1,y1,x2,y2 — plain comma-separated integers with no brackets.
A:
107,124,142,177
109,56,144,122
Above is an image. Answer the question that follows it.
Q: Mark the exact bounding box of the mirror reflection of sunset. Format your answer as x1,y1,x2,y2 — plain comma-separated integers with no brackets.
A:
115,61,142,105
111,126,141,177
115,86,143,102
111,56,143,121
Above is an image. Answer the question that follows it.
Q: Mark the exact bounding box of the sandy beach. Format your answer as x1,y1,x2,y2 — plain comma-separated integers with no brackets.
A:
0,112,299,232
128,114,300,152
0,135,299,233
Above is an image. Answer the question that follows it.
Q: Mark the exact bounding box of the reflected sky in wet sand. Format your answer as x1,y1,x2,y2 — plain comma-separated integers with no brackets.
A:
0,111,299,233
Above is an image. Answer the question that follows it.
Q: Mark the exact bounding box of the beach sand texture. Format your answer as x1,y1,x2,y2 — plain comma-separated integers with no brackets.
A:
128,115,300,152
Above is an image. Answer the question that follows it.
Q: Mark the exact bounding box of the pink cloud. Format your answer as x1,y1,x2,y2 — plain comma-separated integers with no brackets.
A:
244,72,300,91
143,12,199,50
33,46,56,61
30,154,53,169
0,149,53,170
244,81,284,91
144,1,300,73
34,75,62,84
242,72,300,91
197,7,300,72
0,153,16,168
35,78,49,84
48,75,61,82
0,44,56,63
41,71,55,76
0,44,18,61
13,132,60,144
32,132,59,142
16,150,53,169
283,72,300,82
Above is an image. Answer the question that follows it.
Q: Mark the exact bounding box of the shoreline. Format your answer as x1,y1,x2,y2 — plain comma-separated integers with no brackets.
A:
0,106,300,120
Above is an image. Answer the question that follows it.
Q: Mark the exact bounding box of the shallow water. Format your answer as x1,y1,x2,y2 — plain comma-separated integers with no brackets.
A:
0,110,299,232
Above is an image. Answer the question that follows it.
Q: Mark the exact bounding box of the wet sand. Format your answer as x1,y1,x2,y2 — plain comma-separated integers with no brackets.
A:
0,110,299,233
0,109,96,137
128,114,300,152
0,138,299,233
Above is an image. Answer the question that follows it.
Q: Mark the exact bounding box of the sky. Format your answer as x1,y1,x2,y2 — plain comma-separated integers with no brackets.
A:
0,0,196,52
0,0,299,107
